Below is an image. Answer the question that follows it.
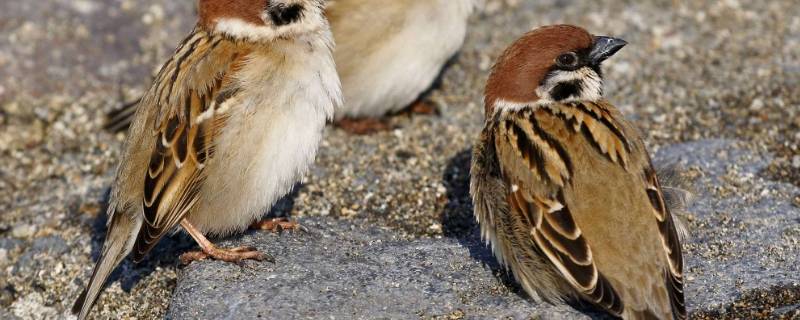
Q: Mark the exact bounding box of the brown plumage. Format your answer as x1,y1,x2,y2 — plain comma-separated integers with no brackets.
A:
73,1,340,319
198,0,268,27
470,25,686,319
103,0,479,133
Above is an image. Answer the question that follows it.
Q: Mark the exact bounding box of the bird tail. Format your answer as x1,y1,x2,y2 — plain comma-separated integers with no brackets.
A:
656,163,695,243
624,308,666,320
103,99,139,133
72,214,140,319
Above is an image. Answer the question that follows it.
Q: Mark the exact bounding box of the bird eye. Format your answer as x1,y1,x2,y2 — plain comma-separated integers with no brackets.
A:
556,52,579,68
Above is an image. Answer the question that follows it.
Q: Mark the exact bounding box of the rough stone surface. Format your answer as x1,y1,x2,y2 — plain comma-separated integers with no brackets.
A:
1,0,799,319
166,140,800,319
168,219,589,320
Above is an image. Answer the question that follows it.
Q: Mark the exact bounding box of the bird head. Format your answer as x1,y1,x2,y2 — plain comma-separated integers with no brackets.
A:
198,0,327,42
484,25,627,115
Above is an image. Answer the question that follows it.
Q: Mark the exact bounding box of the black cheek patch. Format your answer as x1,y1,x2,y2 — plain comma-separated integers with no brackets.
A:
590,64,604,79
550,80,583,101
269,4,304,26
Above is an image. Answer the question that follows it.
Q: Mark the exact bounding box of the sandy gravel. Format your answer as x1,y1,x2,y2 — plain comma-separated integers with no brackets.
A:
0,0,798,319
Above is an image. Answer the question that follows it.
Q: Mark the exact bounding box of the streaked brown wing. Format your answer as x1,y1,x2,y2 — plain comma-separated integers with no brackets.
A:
133,90,216,261
130,30,242,262
591,100,685,318
643,166,687,319
508,187,624,315
495,114,624,316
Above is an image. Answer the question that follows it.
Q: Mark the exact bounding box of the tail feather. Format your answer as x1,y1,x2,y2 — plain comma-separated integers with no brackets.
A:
104,100,139,133
656,164,696,243
72,215,139,319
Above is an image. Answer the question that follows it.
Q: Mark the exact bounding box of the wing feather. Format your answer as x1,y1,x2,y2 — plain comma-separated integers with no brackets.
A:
482,101,684,318
129,30,245,262
496,111,625,316
643,166,687,319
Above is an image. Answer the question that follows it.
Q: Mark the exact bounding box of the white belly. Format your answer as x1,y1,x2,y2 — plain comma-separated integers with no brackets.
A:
185,37,341,236
335,0,473,118
188,98,328,236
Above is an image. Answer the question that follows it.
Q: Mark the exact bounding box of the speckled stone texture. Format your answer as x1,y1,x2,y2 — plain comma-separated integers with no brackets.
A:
166,140,800,319
1,0,799,319
167,219,590,320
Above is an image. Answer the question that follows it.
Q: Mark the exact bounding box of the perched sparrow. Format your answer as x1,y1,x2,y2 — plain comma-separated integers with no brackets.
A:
105,0,479,134
470,25,686,319
73,0,341,318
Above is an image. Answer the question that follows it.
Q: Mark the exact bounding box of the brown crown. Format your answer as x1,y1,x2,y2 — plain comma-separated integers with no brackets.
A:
198,0,268,30
484,25,594,114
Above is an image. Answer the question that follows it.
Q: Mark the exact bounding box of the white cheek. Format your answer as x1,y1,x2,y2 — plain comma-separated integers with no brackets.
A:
213,6,327,43
490,99,536,113
214,18,280,42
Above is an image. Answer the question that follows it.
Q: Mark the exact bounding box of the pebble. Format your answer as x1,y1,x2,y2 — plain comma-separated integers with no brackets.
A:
10,225,36,239
749,98,764,111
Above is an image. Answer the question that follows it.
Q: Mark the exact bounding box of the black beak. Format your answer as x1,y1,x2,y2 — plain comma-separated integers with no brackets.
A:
589,36,627,64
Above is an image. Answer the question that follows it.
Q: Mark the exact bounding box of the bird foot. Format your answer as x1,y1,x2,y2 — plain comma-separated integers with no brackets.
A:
179,245,274,265
407,100,438,115
335,117,392,135
250,218,306,233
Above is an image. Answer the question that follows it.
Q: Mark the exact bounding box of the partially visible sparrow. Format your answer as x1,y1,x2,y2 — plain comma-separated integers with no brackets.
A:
105,0,479,134
470,25,686,319
73,0,341,319
327,0,478,133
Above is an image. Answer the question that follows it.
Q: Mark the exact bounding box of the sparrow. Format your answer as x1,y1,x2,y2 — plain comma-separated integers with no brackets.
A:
469,25,686,319
105,0,479,134
73,0,342,318
327,0,478,133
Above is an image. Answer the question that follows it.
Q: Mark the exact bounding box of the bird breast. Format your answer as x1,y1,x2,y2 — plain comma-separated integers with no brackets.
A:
187,39,341,236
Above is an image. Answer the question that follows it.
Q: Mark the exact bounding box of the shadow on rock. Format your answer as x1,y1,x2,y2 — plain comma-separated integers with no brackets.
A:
440,148,478,239
86,188,194,293
260,184,301,220
440,148,514,285
85,184,301,293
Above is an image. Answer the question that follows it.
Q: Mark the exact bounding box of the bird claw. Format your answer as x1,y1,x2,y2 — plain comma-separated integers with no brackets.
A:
407,100,439,115
179,245,274,265
335,117,393,135
250,218,306,234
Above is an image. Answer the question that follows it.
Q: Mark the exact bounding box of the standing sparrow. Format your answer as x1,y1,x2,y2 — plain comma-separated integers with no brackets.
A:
470,25,686,319
105,0,479,134
73,0,341,318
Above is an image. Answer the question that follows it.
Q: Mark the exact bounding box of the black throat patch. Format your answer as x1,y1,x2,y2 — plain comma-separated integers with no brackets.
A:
550,80,583,101
269,4,304,26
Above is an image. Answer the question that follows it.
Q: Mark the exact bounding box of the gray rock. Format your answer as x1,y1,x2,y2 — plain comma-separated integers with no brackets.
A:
0,237,23,252
30,236,69,256
168,219,589,320
654,140,800,314
168,140,800,319
12,236,70,275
